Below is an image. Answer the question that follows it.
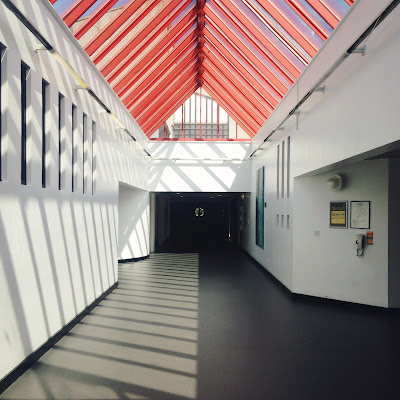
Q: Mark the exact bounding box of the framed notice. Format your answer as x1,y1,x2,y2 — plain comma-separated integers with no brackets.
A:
350,201,370,229
330,201,347,228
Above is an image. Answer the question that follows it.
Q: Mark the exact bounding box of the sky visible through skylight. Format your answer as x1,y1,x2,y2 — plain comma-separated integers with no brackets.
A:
54,0,131,18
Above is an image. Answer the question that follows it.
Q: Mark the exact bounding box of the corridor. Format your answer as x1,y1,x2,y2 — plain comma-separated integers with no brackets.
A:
2,250,400,400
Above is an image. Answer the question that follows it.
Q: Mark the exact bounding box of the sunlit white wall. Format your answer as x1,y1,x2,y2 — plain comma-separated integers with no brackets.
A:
0,0,150,381
242,1,400,307
149,142,252,192
118,184,150,260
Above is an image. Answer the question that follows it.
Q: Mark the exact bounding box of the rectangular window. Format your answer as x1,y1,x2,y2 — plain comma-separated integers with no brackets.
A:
0,43,5,182
71,104,77,192
58,93,64,190
82,113,87,194
41,80,49,188
21,62,30,185
287,136,291,198
281,140,285,199
277,145,280,199
92,121,96,195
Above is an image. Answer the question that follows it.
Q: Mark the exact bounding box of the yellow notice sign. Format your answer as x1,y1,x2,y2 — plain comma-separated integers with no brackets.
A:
330,202,347,228
331,211,346,225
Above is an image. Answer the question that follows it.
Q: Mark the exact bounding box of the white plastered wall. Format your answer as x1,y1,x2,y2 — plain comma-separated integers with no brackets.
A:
241,1,400,305
0,0,150,381
293,160,389,307
118,184,150,260
149,142,252,192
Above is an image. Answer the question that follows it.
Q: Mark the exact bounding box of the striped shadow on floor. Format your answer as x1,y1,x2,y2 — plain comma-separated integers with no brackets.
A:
1,253,200,400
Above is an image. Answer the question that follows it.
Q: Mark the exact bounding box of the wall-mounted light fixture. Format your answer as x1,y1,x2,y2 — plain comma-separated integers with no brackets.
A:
327,174,344,191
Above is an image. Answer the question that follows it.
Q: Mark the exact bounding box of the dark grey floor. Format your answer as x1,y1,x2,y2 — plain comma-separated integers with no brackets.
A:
2,246,400,399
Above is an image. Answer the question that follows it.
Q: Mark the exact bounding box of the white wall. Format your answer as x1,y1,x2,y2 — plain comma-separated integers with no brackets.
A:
118,184,150,260
0,0,150,381
149,142,252,192
241,1,400,306
293,160,389,307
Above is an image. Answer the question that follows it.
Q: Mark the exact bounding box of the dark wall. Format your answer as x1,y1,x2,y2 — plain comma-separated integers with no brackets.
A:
155,193,241,249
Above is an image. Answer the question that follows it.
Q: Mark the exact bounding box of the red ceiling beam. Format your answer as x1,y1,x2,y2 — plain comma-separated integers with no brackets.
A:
141,79,199,135
344,0,354,5
206,26,282,108
283,0,329,41
84,0,148,56
204,51,271,119
204,37,277,111
206,11,288,97
103,0,193,82
49,0,57,4
203,65,264,127
122,37,198,107
93,0,165,66
125,43,198,110
135,66,198,125
61,0,98,28
143,82,199,137
252,0,319,57
203,71,261,133
304,0,341,29
203,81,257,137
198,0,206,86
74,0,120,40
133,55,198,120
213,0,307,69
208,2,298,84
112,13,198,96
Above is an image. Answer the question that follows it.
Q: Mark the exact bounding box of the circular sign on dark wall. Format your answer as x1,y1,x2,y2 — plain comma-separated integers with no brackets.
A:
195,207,205,217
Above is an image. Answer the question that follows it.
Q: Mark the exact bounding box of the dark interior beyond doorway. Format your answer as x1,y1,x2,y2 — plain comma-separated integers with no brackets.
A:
154,193,242,251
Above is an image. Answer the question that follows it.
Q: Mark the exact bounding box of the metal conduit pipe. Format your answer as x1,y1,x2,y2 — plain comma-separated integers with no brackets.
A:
248,0,400,159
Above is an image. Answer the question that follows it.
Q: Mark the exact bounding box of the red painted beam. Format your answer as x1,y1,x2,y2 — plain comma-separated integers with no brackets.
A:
212,0,307,72
203,82,257,137
111,13,197,96
133,61,198,118
61,0,98,28
140,80,199,135
204,51,271,119
73,0,120,40
93,0,165,66
122,36,198,107
240,0,311,64
206,11,288,96
203,72,261,133
304,0,341,29
253,0,319,57
138,73,197,127
50,0,57,4
125,43,198,110
203,64,265,127
132,55,198,120
103,0,193,81
283,0,329,41
143,82,199,137
135,67,198,127
344,0,354,5
204,37,277,111
84,0,148,56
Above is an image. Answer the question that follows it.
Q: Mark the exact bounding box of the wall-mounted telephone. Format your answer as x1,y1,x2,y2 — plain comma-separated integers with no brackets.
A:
354,234,364,256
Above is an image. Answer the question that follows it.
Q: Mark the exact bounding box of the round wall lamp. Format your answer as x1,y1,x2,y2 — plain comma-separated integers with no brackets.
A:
327,174,344,191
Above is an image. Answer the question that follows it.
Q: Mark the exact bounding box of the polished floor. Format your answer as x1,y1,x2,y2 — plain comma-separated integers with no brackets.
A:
1,248,400,399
